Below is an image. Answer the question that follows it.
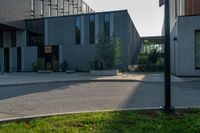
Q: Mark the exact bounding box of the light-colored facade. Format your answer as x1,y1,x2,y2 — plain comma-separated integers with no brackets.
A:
166,0,200,76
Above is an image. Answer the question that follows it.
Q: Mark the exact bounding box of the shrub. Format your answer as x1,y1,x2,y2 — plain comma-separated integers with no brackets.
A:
32,58,45,72
37,58,45,70
61,60,69,72
32,63,38,72
137,48,164,72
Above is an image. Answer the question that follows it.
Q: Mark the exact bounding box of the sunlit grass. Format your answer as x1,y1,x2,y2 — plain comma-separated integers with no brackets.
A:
0,109,200,133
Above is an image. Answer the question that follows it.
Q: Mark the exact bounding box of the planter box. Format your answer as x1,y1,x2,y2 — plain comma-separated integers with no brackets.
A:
66,69,76,74
90,70,118,76
38,70,52,74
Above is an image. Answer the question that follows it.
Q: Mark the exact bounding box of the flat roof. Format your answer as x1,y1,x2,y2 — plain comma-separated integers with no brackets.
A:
26,10,128,21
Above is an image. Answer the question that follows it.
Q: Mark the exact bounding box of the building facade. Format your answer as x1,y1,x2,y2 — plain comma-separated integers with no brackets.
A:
0,0,141,72
167,0,200,76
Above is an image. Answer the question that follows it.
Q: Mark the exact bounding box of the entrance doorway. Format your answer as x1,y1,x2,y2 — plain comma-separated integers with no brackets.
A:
38,45,59,71
4,48,9,72
44,46,59,71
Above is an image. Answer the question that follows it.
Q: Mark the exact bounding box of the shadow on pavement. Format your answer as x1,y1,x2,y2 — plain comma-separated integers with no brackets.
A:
98,76,200,132
0,82,88,100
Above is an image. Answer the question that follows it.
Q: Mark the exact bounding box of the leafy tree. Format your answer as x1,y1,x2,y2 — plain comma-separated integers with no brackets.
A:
95,33,121,70
147,49,159,64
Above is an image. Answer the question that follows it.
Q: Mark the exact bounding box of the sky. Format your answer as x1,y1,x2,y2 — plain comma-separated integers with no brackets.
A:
84,0,164,37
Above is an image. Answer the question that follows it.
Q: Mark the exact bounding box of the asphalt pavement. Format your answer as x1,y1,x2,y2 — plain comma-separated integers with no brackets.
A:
0,81,200,120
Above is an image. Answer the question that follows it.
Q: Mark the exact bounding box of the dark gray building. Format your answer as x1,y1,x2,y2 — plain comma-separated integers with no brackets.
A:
0,0,141,72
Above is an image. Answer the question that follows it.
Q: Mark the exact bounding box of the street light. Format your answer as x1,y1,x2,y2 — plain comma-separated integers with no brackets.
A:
160,0,175,114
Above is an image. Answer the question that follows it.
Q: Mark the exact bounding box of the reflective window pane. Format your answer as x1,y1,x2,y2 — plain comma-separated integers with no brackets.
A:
195,31,200,69
89,15,95,44
0,32,3,48
11,31,16,47
104,13,110,39
75,16,81,44
26,19,44,47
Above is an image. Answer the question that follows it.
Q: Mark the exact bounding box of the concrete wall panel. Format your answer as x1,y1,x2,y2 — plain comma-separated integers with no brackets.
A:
175,16,200,76
46,17,75,46
22,47,37,71
170,20,179,75
3,32,11,48
62,45,96,71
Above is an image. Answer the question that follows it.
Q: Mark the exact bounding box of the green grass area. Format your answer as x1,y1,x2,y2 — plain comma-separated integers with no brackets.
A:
1,109,200,133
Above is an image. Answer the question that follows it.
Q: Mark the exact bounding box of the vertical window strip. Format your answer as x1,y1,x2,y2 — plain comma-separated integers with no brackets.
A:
89,15,95,44
0,32,3,48
195,31,200,69
104,13,110,40
11,31,16,47
40,0,44,17
57,0,59,16
48,0,52,17
31,0,35,18
75,16,81,44
62,0,65,15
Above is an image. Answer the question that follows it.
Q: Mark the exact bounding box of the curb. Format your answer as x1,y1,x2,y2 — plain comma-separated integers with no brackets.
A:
0,106,199,123
0,107,160,123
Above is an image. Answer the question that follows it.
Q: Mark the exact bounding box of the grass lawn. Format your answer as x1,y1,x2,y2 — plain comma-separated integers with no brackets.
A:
0,109,200,133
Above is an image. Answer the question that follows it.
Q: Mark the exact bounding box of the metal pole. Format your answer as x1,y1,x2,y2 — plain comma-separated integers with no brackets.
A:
162,0,174,114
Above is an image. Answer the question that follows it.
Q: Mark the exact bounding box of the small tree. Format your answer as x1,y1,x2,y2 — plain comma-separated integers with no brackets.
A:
147,49,159,64
61,60,69,72
95,33,121,70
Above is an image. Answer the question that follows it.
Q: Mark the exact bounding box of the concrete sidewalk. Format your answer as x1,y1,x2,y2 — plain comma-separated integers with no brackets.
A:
0,72,198,87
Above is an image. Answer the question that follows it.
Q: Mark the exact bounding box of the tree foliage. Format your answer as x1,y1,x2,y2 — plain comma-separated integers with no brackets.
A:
95,33,121,70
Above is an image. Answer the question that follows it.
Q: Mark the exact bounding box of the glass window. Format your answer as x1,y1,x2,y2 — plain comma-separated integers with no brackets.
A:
74,0,78,14
11,31,16,47
48,0,52,17
26,19,44,47
75,16,81,44
195,31,200,69
40,0,44,16
31,0,34,11
89,15,95,44
104,13,110,40
0,32,3,48
62,0,64,15
31,0,35,17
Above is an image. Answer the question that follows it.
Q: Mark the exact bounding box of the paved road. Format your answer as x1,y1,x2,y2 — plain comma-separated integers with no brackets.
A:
0,81,200,119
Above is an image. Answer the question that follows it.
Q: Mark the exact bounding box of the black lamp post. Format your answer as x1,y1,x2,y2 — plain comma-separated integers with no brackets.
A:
161,0,175,114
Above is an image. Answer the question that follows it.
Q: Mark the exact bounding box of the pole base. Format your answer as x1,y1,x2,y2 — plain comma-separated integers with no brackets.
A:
160,105,175,115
